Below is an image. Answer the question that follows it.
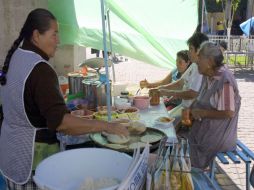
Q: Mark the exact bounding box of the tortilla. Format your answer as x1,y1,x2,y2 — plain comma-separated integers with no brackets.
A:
140,134,162,143
106,134,130,144
128,142,147,149
105,143,128,149
128,121,146,135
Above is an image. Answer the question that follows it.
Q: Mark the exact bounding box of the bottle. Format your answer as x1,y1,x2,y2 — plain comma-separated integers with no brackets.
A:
149,89,160,106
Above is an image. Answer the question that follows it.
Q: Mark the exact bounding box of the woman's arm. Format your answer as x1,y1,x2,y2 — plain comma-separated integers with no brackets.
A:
57,114,129,136
158,78,184,91
140,72,172,89
159,89,199,100
147,73,172,88
191,82,236,120
191,109,234,120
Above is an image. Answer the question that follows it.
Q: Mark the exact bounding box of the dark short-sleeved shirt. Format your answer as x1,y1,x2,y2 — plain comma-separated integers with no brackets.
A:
22,41,69,144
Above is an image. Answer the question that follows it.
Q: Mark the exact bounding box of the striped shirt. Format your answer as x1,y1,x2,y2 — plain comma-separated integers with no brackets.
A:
207,67,235,111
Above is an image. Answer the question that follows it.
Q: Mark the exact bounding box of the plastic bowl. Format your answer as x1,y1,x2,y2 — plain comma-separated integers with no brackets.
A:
133,96,150,109
154,116,175,128
33,148,132,190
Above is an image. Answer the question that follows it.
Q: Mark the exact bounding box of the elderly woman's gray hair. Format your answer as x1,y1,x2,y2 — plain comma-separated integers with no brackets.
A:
198,41,224,68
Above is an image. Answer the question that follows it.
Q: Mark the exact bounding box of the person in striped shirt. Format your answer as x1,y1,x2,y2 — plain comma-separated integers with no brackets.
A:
188,41,241,169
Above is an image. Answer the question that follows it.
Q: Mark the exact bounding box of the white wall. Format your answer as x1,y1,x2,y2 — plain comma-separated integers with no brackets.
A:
0,0,85,76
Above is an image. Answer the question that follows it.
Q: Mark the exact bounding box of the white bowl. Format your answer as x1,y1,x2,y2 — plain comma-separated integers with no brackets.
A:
154,117,175,128
33,148,132,190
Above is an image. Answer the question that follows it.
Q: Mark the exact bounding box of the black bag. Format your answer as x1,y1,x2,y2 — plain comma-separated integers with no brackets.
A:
250,165,254,187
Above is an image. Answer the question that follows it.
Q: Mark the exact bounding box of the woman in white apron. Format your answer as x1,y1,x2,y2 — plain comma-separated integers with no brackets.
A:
0,8,128,189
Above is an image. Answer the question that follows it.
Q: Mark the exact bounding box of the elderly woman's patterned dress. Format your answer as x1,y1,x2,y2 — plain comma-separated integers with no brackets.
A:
189,66,241,169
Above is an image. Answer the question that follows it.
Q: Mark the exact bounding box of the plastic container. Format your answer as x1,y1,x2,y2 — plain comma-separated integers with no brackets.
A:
149,89,160,106
133,96,150,109
33,148,132,190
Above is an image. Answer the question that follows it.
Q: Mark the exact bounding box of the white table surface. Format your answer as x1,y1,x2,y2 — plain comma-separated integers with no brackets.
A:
139,102,177,143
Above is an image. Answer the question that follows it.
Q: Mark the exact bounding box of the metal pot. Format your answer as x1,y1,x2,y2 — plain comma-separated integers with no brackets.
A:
68,72,84,95
82,79,111,111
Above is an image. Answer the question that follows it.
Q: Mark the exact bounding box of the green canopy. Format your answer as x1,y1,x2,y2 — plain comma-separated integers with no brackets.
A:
48,0,198,69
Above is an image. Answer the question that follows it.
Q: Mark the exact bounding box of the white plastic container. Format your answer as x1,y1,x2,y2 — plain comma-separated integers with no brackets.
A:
112,82,128,96
33,148,132,190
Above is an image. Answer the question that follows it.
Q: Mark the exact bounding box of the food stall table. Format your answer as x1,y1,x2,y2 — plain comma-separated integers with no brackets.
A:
57,101,177,150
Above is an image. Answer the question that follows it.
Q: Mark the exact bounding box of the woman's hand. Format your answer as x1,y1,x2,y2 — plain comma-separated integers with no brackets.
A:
190,109,203,121
140,79,149,89
104,122,129,137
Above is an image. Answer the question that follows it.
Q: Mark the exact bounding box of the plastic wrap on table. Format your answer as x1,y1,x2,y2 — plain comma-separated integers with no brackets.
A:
147,137,218,190
191,168,217,190
57,133,90,147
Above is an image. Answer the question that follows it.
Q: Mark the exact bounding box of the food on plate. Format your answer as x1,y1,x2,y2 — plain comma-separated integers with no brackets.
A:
124,107,139,113
79,177,120,190
127,121,146,135
117,107,139,114
93,111,118,121
97,106,118,115
105,143,128,149
158,117,173,123
140,134,162,143
106,134,130,144
128,142,147,149
111,118,130,125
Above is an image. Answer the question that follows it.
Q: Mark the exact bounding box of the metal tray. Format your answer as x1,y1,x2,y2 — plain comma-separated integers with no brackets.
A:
90,127,166,153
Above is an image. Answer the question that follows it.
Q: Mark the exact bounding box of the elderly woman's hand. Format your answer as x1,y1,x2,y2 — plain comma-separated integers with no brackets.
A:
158,89,177,99
105,122,129,137
158,88,168,96
191,109,203,121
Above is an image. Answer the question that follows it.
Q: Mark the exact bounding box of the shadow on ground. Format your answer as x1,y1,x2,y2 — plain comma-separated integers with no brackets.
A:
233,68,254,82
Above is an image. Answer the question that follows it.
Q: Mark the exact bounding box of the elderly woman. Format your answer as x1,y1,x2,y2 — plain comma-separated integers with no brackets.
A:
188,42,241,169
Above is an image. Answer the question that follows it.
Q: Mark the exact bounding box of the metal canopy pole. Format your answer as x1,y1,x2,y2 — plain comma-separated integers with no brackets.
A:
100,0,111,121
201,0,205,32
107,9,116,83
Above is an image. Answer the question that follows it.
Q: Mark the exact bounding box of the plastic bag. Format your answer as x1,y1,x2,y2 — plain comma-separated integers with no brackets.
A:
179,139,194,190
250,165,254,188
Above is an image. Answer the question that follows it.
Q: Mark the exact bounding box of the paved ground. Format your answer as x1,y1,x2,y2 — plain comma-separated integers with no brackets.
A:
111,58,254,190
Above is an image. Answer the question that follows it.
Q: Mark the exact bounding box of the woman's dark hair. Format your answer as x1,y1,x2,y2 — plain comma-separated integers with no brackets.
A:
187,32,209,52
199,41,224,68
177,50,190,63
0,8,56,85
175,50,191,79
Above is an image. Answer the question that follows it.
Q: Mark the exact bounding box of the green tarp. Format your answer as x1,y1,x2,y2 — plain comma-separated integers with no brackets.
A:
48,0,198,69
